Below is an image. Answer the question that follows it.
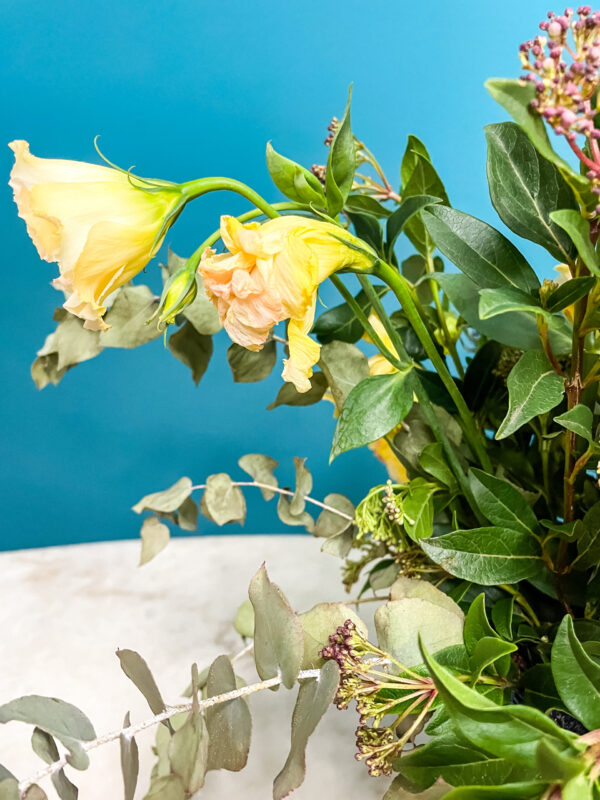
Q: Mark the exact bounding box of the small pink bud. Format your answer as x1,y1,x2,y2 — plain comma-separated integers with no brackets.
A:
548,20,563,36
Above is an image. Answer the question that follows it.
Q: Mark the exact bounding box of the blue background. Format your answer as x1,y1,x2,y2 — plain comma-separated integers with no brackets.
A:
1,0,557,550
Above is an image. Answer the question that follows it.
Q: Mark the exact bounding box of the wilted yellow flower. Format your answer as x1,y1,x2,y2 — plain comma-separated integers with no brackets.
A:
9,140,181,330
199,214,376,391
369,431,408,483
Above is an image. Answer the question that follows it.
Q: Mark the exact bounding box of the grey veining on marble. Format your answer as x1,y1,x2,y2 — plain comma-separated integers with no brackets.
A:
0,536,388,799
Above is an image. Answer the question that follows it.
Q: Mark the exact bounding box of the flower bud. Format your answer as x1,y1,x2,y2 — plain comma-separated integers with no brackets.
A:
156,264,198,328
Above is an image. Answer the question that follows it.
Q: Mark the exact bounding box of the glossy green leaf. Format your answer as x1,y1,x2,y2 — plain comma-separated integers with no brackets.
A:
491,596,515,641
344,194,391,217
478,287,546,320
469,469,539,534
555,404,593,443
401,137,449,256
237,454,278,500
545,276,596,313
551,615,600,729
464,594,497,654
248,564,304,689
346,210,384,254
403,478,437,541
536,737,585,782
330,370,415,460
485,121,577,262
422,205,540,293
420,527,543,584
443,784,548,800
227,340,277,383
496,351,564,439
469,637,516,682
520,664,564,712
325,86,355,216
550,210,600,276
485,78,590,200
266,142,325,206
386,194,442,255
419,443,456,489
273,660,340,800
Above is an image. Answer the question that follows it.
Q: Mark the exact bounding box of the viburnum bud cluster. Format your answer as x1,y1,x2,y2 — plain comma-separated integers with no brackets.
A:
520,7,600,206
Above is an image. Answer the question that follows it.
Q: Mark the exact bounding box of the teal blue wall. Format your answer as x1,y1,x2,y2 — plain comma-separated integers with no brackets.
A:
1,0,556,548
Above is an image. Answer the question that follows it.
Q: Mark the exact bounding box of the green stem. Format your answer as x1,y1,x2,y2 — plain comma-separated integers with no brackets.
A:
352,275,484,522
180,176,280,219
424,250,464,379
373,261,492,473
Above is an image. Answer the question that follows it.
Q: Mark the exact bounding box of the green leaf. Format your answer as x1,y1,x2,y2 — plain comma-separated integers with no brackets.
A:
520,664,564,712
237,454,279,500
420,642,578,768
386,194,442,255
168,321,212,385
402,254,435,305
478,287,546,321
469,637,516,682
485,122,577,262
266,142,326,206
227,340,277,383
420,527,543,584
491,596,515,641
550,210,600,276
401,138,449,256
139,517,170,566
30,728,79,800
496,351,564,440
267,372,328,409
248,564,304,689
485,78,590,200
132,477,193,515
344,194,391,217
469,469,539,534
536,737,585,782
168,711,208,794
346,210,384,254
421,205,540,293
119,712,139,800
403,478,437,541
396,738,515,790
552,615,600,730
101,286,162,348
201,473,246,526
312,286,388,344
463,594,497,655
318,340,369,410
273,660,340,800
434,272,572,354
325,86,355,216
116,650,166,716
313,493,354,539
442,785,549,800
375,594,464,669
573,502,600,570
299,602,367,669
545,276,596,313
205,655,251,772
419,443,457,489
555,405,594,443
330,370,415,460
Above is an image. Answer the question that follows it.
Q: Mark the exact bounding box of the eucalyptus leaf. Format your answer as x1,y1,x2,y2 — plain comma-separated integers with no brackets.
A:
267,373,328,409
37,311,102,373
168,321,213,384
313,493,354,539
318,340,370,410
143,775,185,800
116,650,166,716
206,655,251,772
234,599,255,638
330,370,415,460
299,602,367,669
496,351,564,440
201,473,246,526
237,454,279,500
227,340,277,383
138,517,170,566
101,286,162,348
132,477,192,515
119,712,138,800
485,121,577,262
30,728,80,799
168,712,208,794
0,781,19,800
0,696,95,745
420,527,543,584
248,564,304,689
273,660,340,800
181,277,221,336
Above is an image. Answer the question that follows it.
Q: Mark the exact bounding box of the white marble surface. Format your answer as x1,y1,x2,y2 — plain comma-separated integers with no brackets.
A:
0,535,393,799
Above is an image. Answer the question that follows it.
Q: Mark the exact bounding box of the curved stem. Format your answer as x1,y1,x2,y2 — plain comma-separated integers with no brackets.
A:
373,261,492,473
180,177,280,219
424,251,464,378
18,667,322,796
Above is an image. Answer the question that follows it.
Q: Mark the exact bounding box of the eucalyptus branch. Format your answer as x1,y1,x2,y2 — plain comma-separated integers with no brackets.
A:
190,481,354,521
18,668,322,796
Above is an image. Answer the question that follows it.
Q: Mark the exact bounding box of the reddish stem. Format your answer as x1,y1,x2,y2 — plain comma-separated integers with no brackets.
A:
567,137,598,171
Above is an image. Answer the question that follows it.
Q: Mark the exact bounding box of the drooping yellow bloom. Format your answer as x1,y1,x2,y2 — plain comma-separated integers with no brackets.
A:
9,140,181,330
199,215,375,391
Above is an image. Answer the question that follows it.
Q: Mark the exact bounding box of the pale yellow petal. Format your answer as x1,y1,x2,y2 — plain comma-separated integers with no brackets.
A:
282,302,320,393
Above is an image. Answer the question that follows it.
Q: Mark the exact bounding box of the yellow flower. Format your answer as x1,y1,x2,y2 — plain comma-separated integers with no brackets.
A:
369,431,408,483
554,263,575,322
199,214,375,391
364,313,399,376
9,140,181,330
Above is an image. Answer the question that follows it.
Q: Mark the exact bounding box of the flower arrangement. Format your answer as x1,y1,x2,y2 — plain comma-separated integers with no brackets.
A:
6,7,600,800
